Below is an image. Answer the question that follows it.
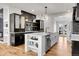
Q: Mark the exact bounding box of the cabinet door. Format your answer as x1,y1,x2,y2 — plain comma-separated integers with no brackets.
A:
77,4,79,17
15,15,20,28
0,9,3,37
73,22,79,33
72,41,79,56
21,16,25,29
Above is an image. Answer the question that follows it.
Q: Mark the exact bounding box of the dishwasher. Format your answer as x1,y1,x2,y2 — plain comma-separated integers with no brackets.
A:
45,35,51,51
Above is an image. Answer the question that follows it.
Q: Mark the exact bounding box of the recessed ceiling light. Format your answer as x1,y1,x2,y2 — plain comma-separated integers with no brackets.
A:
31,10,34,12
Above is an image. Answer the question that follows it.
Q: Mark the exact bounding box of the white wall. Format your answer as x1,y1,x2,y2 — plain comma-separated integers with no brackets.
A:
55,12,72,22
54,11,72,32
2,5,10,45
44,16,55,33
9,6,21,14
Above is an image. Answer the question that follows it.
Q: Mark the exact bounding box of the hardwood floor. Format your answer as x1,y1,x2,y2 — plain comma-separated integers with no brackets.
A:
0,37,71,56
45,37,71,56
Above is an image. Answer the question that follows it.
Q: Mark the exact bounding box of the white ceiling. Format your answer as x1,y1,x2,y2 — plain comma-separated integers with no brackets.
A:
4,3,76,15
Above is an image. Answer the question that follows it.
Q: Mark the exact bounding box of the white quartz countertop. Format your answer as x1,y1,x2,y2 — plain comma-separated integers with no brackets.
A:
10,31,38,34
25,32,51,36
71,34,79,41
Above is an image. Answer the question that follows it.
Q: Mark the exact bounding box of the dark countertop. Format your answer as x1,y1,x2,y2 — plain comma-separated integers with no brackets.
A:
10,31,39,34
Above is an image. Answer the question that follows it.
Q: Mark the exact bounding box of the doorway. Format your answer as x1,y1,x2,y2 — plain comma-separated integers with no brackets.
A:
56,21,72,44
59,24,68,37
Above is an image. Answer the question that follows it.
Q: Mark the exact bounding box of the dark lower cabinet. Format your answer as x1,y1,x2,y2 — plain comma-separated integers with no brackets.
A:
10,34,24,46
72,41,79,56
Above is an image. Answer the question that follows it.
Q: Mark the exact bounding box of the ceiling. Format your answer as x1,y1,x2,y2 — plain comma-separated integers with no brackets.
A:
4,3,76,15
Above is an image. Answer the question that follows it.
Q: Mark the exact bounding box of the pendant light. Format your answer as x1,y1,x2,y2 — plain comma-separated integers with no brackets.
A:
45,6,47,15
44,6,48,20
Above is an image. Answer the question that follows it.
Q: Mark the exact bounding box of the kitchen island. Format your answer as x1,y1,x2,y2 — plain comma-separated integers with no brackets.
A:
25,32,59,56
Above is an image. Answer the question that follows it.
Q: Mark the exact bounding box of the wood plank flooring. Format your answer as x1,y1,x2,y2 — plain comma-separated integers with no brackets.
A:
0,37,71,56
45,37,71,56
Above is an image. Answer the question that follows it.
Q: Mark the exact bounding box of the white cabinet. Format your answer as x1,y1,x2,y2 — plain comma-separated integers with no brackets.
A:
25,33,48,56
25,32,59,56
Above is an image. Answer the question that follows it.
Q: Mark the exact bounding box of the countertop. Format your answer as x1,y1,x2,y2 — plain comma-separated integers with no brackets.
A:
25,32,51,36
71,34,79,41
10,31,39,34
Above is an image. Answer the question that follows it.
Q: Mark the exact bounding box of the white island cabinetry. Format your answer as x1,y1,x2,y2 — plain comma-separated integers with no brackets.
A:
25,32,59,56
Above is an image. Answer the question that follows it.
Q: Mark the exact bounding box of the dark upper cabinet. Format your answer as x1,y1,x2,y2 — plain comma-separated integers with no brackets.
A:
21,10,36,31
15,14,20,29
21,10,36,21
73,3,79,22
10,13,26,32
77,3,79,17
0,9,3,37
77,7,79,17
32,20,44,31
10,13,21,32
73,22,79,34
73,6,77,22
72,4,79,34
